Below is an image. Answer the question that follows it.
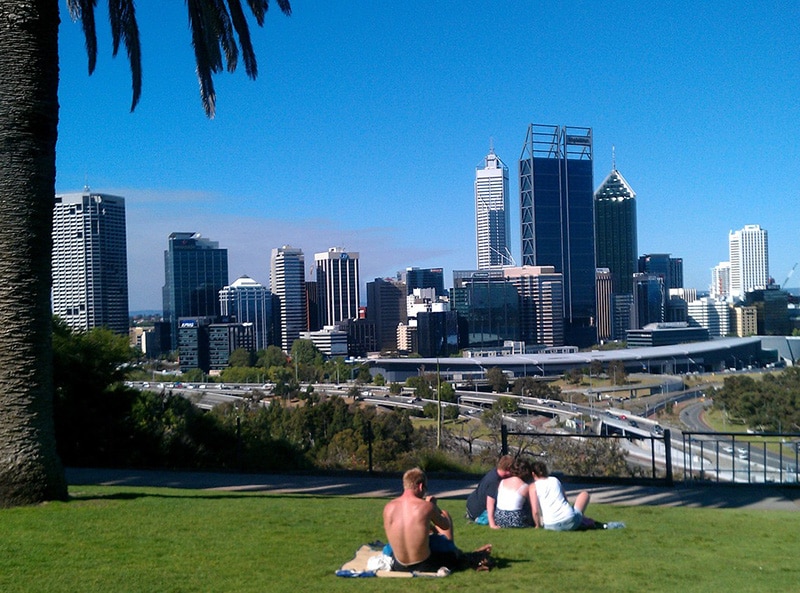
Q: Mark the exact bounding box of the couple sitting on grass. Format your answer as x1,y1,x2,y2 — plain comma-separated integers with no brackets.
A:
467,455,600,530
382,468,493,573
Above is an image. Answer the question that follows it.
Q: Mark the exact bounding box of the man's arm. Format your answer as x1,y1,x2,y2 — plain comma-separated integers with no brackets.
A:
426,496,451,531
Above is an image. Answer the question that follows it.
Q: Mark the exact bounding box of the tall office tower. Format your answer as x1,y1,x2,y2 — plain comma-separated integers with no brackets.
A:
315,247,360,327
404,267,445,297
594,165,637,295
163,232,228,351
711,262,731,300
611,294,634,340
519,124,596,347
729,224,769,301
475,148,512,269
53,191,129,335
638,253,683,290
632,273,665,329
366,277,407,352
595,268,614,342
271,245,307,353
503,266,564,347
219,275,275,351
450,273,520,348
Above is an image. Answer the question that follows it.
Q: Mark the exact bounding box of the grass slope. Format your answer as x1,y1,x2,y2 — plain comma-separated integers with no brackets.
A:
0,485,797,593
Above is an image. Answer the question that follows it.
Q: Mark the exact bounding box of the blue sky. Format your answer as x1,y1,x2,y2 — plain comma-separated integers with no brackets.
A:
55,2,800,312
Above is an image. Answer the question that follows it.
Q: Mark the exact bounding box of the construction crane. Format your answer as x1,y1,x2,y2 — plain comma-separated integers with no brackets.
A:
783,263,798,288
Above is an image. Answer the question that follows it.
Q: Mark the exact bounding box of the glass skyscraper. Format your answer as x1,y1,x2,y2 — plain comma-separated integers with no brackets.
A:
475,148,511,269
52,191,129,335
594,166,637,296
219,275,275,351
163,232,228,351
519,124,596,347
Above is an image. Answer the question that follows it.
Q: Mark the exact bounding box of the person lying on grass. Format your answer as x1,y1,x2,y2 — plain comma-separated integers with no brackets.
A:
383,468,493,572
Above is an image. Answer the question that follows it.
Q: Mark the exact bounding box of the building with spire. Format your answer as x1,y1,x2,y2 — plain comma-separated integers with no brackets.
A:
52,190,129,335
594,160,637,296
519,124,596,347
475,148,511,269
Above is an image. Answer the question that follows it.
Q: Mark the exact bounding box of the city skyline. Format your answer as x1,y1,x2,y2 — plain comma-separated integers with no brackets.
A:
53,3,800,311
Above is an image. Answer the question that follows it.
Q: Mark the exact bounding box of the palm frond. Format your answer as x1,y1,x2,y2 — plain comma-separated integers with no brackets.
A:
188,0,292,117
227,0,258,78
187,0,219,117
244,0,268,25
67,0,99,74
108,0,142,112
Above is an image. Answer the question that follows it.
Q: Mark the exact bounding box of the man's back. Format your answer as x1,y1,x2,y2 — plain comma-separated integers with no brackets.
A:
383,492,433,566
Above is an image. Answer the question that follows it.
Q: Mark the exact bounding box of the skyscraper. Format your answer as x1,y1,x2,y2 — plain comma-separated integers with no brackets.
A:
503,266,564,347
271,245,307,353
52,191,129,334
594,165,637,296
315,247,360,327
729,224,769,301
475,148,511,269
366,277,407,352
710,261,731,300
519,124,596,346
163,232,228,351
219,275,276,351
404,267,445,298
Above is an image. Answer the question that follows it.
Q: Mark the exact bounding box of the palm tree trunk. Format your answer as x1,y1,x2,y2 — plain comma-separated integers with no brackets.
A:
0,0,67,506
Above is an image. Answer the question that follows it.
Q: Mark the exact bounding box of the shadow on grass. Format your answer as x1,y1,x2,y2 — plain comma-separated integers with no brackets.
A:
66,467,800,510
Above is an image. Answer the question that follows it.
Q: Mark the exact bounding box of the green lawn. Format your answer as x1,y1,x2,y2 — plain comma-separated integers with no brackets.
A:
1,485,797,593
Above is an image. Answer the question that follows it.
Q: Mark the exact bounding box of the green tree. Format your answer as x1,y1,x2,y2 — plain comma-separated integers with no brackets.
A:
486,367,509,393
607,360,628,386
257,345,288,370
0,0,291,507
228,348,254,368
52,320,138,466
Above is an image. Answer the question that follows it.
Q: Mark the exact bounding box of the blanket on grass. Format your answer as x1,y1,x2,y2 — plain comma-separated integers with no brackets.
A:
336,543,447,578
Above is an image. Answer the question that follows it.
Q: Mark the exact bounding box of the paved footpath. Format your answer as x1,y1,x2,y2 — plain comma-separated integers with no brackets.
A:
66,467,800,511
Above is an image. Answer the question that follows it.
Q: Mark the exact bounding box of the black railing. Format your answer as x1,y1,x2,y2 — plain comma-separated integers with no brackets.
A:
681,431,800,485
500,424,673,486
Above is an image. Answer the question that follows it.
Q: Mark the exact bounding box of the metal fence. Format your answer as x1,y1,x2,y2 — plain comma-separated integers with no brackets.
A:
500,424,674,486
681,431,800,485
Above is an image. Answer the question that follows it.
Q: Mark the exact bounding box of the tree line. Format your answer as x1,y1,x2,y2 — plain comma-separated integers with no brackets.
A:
713,367,800,432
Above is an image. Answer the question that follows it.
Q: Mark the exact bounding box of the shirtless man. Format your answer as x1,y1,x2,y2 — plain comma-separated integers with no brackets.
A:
382,468,460,572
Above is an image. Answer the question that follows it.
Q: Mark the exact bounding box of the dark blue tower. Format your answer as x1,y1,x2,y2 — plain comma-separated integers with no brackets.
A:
519,124,596,347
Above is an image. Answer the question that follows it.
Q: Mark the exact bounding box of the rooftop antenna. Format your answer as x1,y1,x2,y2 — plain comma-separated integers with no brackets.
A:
489,136,494,155
612,145,616,171
83,172,90,193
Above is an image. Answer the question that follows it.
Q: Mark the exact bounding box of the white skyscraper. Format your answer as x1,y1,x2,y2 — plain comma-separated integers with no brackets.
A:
52,191,129,334
314,247,360,327
710,261,731,300
729,225,769,301
270,246,307,353
475,148,511,269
